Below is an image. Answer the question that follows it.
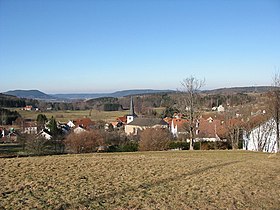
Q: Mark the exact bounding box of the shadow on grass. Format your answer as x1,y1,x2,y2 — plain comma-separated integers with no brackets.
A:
82,160,241,205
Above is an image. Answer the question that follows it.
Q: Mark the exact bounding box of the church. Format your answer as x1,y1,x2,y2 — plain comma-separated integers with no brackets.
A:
124,97,168,135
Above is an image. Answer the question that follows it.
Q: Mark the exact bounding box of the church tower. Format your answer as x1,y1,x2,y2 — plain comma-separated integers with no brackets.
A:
127,96,137,124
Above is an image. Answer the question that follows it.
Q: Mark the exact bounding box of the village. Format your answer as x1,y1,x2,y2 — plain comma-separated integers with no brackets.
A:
0,93,277,155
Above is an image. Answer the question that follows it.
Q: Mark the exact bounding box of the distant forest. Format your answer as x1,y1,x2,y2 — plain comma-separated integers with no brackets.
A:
0,94,38,108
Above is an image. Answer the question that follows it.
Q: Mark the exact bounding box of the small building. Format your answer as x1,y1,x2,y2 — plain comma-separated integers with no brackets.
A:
23,105,33,111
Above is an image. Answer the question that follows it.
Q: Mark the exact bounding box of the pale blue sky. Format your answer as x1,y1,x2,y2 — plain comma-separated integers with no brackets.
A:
0,0,279,93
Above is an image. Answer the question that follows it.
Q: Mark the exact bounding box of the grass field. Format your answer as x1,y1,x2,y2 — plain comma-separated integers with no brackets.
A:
15,109,129,122
1,151,279,209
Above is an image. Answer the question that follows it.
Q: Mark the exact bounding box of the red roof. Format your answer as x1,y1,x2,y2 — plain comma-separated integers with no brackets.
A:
73,118,95,129
117,116,127,123
197,118,225,138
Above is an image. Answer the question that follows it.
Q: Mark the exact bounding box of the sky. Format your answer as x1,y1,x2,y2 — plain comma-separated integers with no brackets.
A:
0,0,280,93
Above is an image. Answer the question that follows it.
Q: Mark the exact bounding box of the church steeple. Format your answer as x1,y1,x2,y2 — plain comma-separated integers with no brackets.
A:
127,96,137,124
129,96,135,116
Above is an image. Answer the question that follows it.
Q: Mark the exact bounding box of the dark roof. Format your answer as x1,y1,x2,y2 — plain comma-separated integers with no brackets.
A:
127,118,168,126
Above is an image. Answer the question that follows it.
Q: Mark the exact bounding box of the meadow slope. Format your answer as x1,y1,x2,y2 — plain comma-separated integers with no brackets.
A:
1,151,280,209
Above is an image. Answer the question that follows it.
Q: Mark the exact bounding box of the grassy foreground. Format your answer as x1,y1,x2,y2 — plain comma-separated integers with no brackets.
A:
1,151,279,209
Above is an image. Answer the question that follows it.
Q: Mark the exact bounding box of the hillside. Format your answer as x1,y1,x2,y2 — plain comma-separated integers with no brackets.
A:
0,93,38,108
53,89,174,99
0,151,279,209
203,86,271,94
2,86,271,101
4,90,57,100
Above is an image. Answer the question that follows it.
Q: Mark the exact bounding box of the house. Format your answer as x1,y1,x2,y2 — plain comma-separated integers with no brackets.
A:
125,118,169,135
38,129,52,140
23,121,38,134
0,127,5,138
166,114,231,142
196,118,226,142
166,118,189,137
22,105,33,111
72,118,95,129
243,118,278,153
67,120,76,128
7,132,18,142
217,105,225,112
116,116,127,124
74,125,87,134
57,123,71,134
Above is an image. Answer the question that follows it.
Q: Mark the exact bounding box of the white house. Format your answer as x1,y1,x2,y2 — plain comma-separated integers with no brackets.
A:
74,126,87,134
38,130,52,140
67,120,76,128
243,118,278,153
169,118,188,137
217,105,225,112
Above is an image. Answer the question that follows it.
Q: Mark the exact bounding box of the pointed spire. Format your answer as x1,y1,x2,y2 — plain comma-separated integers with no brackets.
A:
129,96,135,116
127,96,137,124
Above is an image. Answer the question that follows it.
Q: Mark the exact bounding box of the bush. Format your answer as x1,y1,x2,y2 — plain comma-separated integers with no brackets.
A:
65,130,104,153
169,141,189,150
108,142,139,152
139,128,171,151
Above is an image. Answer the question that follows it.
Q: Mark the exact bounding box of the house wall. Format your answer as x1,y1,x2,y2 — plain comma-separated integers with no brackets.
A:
125,125,142,135
243,119,278,153
125,124,168,135
24,127,38,134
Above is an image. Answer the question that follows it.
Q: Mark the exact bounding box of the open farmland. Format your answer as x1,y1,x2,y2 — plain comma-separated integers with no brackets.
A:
1,151,280,209
14,109,129,122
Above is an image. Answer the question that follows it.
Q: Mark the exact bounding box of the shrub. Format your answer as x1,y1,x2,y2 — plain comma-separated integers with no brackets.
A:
108,142,139,152
65,130,104,153
139,128,171,151
169,141,189,150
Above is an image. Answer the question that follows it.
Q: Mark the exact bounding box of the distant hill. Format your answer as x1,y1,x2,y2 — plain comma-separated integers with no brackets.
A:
4,90,57,100
53,89,175,100
2,86,271,101
202,86,272,94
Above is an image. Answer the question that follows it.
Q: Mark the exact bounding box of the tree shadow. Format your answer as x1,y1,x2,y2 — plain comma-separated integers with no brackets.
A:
82,160,241,204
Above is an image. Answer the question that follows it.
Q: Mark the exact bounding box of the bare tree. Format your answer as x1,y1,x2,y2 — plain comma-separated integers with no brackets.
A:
139,128,171,151
180,76,205,150
65,130,104,153
270,72,280,152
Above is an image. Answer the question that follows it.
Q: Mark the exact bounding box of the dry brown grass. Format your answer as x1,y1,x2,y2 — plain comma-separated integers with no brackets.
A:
1,151,280,209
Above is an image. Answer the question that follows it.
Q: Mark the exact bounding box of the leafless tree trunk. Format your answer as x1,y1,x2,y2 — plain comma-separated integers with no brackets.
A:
270,73,280,152
180,76,204,150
